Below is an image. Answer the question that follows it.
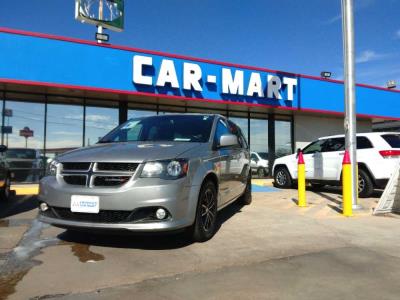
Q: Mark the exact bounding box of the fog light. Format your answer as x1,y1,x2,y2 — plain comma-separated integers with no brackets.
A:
40,202,49,212
155,208,167,220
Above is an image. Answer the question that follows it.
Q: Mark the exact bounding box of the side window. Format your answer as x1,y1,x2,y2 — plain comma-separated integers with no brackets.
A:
323,138,345,152
251,153,258,161
357,137,373,149
214,119,230,146
302,140,326,154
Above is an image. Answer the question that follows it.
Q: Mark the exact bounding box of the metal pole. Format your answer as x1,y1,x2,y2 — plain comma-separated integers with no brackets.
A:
341,0,360,208
97,0,104,43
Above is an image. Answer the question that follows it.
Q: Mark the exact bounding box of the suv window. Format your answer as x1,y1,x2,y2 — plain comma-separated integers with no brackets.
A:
251,153,258,161
214,119,231,146
302,139,326,154
323,138,345,152
381,134,400,148
357,136,373,149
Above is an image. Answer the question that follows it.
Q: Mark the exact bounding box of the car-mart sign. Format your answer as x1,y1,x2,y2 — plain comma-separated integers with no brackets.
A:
132,55,298,104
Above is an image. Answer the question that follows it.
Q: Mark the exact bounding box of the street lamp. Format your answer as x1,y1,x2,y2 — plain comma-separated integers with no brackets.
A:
320,71,332,79
387,80,397,89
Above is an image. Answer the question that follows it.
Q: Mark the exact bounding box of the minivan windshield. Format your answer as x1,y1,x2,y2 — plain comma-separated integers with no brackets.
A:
99,115,214,143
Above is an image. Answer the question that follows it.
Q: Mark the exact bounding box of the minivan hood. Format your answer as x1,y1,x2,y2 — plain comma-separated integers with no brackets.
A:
58,142,202,163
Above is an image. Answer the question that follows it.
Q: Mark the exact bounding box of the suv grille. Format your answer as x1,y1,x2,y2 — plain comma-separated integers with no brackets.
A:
62,162,91,171
96,163,138,172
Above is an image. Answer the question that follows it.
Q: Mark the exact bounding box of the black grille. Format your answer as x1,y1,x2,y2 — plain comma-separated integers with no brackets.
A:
51,207,132,223
93,176,130,187
96,163,138,172
63,175,86,186
62,162,91,171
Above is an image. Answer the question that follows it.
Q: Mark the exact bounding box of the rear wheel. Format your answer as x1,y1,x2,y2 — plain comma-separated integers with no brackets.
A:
358,168,374,198
0,175,11,201
257,167,265,178
274,167,292,188
191,180,218,242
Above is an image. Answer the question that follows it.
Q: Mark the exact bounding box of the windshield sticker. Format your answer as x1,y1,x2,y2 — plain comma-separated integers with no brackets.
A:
121,121,140,130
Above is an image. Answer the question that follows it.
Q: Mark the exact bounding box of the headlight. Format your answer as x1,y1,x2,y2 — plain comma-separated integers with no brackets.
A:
46,159,59,177
141,159,188,179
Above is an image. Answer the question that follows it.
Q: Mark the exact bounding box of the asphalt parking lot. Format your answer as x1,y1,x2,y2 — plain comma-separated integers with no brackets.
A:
1,183,400,300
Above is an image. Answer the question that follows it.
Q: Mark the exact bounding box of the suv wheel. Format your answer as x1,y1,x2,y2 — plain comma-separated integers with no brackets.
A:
358,169,374,198
1,175,11,201
191,180,218,242
239,173,252,205
257,167,265,178
274,167,292,188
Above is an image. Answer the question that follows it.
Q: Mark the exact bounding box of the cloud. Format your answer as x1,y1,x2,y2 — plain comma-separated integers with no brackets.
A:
325,0,376,25
355,50,389,64
325,14,341,25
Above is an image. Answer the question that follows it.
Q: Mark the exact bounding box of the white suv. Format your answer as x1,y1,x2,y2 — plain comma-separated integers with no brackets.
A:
272,132,400,197
250,152,269,177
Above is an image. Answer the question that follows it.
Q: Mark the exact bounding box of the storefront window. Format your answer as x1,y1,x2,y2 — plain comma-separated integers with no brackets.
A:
250,118,268,178
229,117,248,143
275,120,292,158
2,100,45,183
85,106,118,146
46,103,83,156
128,109,157,119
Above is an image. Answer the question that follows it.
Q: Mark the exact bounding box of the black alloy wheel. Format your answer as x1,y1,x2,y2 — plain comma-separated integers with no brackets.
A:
192,180,218,242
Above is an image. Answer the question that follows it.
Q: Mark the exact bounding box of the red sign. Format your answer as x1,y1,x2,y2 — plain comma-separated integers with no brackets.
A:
19,127,34,138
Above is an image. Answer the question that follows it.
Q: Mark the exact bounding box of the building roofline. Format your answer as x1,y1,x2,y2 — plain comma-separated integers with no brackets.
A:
0,27,399,94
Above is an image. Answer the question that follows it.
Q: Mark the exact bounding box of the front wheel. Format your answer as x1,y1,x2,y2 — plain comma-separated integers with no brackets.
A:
0,175,11,201
274,167,292,188
239,173,252,205
191,180,218,243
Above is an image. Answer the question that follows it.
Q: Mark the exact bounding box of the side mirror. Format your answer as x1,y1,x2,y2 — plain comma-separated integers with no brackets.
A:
219,134,238,148
0,145,8,153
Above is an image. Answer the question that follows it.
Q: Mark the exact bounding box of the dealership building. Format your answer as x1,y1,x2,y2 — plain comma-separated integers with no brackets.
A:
0,27,399,182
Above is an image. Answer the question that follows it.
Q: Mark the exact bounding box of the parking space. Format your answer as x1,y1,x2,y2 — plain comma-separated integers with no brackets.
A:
1,186,400,299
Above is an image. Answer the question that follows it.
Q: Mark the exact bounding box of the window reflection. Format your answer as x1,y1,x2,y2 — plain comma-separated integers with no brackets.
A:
85,106,118,146
46,104,83,154
229,117,248,143
2,101,45,183
250,118,268,178
275,120,292,158
128,110,157,119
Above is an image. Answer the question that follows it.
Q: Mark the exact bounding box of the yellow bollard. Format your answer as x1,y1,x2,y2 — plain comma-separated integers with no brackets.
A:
342,150,353,217
297,151,307,207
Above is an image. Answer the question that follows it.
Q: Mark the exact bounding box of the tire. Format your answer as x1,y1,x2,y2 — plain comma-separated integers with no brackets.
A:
0,175,11,201
310,183,325,189
274,166,293,188
239,173,252,205
257,167,265,178
191,180,218,242
358,168,374,198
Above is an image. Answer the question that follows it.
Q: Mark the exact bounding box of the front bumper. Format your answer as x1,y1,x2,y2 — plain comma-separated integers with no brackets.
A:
38,176,201,232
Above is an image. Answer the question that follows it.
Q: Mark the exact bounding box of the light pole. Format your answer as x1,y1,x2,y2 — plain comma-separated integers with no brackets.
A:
341,0,360,209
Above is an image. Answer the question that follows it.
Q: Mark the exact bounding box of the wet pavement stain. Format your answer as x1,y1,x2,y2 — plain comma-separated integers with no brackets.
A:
0,270,29,300
0,219,33,228
0,220,61,300
71,244,105,263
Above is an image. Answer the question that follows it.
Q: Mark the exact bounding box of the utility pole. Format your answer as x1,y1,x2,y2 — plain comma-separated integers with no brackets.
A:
341,0,360,208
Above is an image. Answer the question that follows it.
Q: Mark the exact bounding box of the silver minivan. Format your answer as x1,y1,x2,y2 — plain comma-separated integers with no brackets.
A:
38,114,251,242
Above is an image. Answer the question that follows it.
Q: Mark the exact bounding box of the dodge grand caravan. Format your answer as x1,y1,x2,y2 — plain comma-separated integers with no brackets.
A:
38,114,251,242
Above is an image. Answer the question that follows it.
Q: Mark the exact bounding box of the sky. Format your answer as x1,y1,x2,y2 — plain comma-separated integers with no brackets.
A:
0,0,399,88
